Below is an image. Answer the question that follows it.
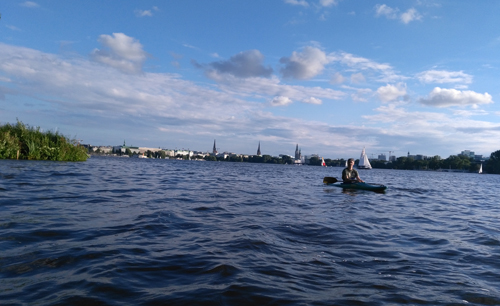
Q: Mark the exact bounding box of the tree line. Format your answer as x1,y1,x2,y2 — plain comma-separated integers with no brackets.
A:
309,151,500,174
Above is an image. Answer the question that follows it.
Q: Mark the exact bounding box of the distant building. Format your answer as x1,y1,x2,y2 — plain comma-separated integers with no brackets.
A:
460,150,475,158
415,154,427,160
378,154,387,161
389,155,396,162
294,144,303,164
175,150,193,157
257,141,261,156
295,144,302,161
212,140,218,156
113,141,140,154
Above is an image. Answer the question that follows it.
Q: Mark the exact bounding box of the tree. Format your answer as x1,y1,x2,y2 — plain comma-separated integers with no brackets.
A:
308,156,320,166
486,150,500,174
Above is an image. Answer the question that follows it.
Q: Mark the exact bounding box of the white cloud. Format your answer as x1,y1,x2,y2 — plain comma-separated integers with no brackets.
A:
210,74,345,103
303,97,322,105
400,8,422,24
90,33,147,74
20,1,39,8
375,4,398,19
351,88,373,102
330,72,345,85
280,46,330,80
135,6,159,17
271,96,293,106
377,83,407,102
350,72,365,84
416,70,473,84
419,87,493,108
319,0,338,7
375,4,422,24
198,50,273,79
284,0,309,7
329,51,402,82
135,9,152,17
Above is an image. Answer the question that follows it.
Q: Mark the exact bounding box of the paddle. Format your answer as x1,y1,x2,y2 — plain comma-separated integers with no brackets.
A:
323,177,339,184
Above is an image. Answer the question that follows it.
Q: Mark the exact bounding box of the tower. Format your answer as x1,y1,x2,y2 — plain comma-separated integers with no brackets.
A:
257,141,261,156
213,140,217,156
295,144,301,160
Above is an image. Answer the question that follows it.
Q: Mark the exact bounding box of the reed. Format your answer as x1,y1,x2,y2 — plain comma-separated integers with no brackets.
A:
0,120,88,161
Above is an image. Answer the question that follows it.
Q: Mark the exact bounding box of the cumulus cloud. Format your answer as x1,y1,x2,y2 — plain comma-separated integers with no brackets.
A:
400,8,422,24
375,4,398,19
419,87,493,108
303,97,322,105
280,47,330,80
284,0,309,7
377,83,407,102
330,72,345,85
199,50,273,79
416,70,473,84
90,33,147,74
374,4,421,24
271,96,293,106
2,42,500,158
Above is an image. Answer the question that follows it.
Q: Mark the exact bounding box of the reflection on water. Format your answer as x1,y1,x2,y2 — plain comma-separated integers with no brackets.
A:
1,157,499,305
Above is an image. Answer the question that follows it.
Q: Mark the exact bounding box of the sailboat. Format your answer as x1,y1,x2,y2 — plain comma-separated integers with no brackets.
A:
357,147,372,169
479,163,483,174
321,157,326,167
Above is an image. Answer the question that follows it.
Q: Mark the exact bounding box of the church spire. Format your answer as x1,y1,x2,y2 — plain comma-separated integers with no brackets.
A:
257,141,261,156
213,140,217,155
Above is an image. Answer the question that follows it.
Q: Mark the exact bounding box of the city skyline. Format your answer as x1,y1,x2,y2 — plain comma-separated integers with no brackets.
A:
1,1,500,158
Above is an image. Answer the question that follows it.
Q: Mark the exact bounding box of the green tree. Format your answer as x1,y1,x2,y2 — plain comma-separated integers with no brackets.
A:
486,150,500,174
308,156,320,166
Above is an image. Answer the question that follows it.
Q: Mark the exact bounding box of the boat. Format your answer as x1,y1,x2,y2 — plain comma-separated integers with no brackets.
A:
479,163,483,174
323,177,387,192
358,147,372,169
321,157,326,167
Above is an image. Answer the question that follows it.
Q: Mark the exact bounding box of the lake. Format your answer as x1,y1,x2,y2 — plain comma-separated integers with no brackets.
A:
1,157,499,305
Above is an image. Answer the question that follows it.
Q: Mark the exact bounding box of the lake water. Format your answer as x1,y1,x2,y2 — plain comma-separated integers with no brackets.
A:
1,157,499,305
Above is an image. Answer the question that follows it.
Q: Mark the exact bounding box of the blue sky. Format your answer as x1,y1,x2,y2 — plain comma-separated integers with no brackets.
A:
1,1,499,159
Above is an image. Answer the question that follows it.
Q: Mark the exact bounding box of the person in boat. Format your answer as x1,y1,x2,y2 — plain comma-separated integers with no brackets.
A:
342,158,364,183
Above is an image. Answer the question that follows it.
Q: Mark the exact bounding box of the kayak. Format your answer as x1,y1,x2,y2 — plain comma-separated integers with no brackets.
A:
323,177,387,192
328,182,387,192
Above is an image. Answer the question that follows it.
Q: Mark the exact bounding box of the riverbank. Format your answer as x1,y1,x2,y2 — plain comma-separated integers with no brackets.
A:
0,121,88,161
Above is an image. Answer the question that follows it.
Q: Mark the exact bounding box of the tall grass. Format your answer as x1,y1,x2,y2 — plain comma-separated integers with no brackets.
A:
0,120,88,161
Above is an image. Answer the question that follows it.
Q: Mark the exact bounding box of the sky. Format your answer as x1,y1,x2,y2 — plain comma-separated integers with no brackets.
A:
1,0,500,159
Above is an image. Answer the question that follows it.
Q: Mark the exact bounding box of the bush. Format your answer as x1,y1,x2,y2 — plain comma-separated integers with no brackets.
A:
0,120,88,161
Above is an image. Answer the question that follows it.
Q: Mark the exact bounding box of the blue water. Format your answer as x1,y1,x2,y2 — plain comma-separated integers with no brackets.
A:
1,157,499,305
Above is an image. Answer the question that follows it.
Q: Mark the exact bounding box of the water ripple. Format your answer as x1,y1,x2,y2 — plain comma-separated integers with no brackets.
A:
1,158,499,305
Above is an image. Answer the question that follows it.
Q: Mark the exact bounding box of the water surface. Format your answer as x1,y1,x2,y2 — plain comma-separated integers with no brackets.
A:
1,157,499,305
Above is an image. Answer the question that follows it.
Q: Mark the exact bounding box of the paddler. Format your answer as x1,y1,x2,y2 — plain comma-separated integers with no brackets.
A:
342,158,364,183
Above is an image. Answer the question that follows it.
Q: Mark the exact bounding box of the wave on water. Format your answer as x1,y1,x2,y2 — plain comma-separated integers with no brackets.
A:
1,158,499,305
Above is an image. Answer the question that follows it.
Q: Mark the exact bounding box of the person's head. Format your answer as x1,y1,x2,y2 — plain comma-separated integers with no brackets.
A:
348,158,354,164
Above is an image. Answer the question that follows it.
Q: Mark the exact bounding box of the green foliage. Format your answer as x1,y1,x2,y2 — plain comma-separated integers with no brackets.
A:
485,150,500,174
0,120,88,161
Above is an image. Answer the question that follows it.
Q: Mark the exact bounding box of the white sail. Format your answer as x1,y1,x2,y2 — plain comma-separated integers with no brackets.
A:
321,157,326,167
479,163,483,174
358,148,372,169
